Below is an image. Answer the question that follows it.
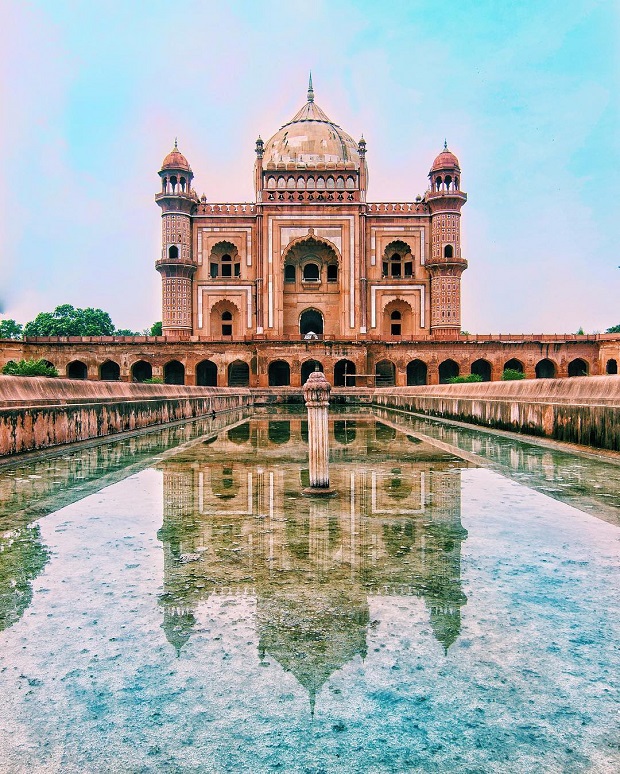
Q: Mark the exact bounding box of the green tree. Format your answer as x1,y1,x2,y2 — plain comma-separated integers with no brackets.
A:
23,305,115,337
150,321,163,336
605,324,620,334
115,328,140,336
2,359,58,377
576,326,585,335
0,319,23,339
448,374,483,383
502,368,526,380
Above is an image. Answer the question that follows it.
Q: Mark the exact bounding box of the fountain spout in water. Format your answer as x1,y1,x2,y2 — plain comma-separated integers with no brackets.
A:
302,368,335,496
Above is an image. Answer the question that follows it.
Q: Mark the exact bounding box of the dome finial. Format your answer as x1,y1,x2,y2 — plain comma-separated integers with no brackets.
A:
307,71,314,103
174,137,178,150
444,138,448,150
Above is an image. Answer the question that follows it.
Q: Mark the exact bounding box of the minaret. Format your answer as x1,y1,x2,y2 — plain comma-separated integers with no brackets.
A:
155,140,197,340
426,142,468,338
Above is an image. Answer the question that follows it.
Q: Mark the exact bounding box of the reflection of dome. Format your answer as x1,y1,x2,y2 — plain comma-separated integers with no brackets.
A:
430,142,460,172
263,79,360,169
161,605,196,655
161,140,191,171
257,587,369,714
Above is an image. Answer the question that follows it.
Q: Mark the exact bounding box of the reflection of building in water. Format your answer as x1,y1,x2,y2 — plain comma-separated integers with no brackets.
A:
157,418,468,701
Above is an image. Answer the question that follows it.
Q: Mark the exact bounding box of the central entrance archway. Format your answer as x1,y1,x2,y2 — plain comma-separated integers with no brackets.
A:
299,309,324,336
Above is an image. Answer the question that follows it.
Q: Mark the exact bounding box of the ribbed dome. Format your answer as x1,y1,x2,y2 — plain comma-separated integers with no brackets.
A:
161,140,191,171
263,79,360,169
430,143,460,172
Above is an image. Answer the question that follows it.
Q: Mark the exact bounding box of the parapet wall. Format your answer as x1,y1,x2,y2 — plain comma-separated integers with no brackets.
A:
0,376,252,457
372,375,620,451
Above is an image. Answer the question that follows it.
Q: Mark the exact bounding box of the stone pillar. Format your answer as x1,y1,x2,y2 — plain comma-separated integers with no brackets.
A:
302,369,334,495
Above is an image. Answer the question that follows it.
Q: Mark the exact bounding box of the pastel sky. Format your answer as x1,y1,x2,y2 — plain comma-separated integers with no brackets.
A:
1,0,618,333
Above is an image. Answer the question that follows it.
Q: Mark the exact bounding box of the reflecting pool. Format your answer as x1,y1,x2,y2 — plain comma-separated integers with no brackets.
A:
0,410,618,773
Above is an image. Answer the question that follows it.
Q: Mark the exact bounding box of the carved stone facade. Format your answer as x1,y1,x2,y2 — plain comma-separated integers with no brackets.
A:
2,80,619,386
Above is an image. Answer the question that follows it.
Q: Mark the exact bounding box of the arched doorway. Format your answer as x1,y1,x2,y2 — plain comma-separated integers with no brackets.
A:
131,360,152,382
228,360,250,387
375,360,396,387
67,360,87,380
268,360,291,386
439,359,459,383
300,309,324,336
196,359,217,386
568,358,588,377
164,360,185,385
504,358,524,374
471,359,492,382
334,359,356,387
301,360,323,384
100,360,120,381
606,358,618,374
407,359,427,386
535,359,556,379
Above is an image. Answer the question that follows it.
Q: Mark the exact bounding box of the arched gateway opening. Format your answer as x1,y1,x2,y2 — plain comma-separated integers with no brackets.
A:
300,309,324,337
196,359,217,386
131,360,152,382
334,359,356,387
268,360,291,386
67,360,87,380
407,359,427,386
301,360,323,384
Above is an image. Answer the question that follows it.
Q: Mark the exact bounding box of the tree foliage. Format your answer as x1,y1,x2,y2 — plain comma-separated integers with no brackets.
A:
115,328,140,336
502,368,526,380
0,319,23,340
448,374,483,383
23,305,115,337
605,324,620,334
150,321,163,336
2,359,58,377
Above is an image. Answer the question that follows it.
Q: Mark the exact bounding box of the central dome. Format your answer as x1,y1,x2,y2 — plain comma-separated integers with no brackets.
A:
263,79,360,169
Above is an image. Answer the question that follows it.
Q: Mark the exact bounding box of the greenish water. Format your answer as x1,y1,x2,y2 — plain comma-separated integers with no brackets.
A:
0,410,618,773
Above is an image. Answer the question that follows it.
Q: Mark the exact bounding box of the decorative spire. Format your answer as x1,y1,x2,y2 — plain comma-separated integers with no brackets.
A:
443,138,448,150
307,71,314,103
174,137,179,150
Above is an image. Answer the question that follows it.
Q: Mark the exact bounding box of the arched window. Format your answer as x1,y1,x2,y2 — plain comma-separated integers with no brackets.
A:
131,360,152,382
444,244,454,258
196,359,217,386
439,359,459,383
301,360,323,384
302,263,320,281
168,245,179,260
326,176,335,190
444,175,452,190
67,360,87,380
504,358,524,374
307,176,315,190
277,176,286,189
327,264,338,283
568,358,588,377
300,309,324,336
297,177,305,190
316,176,325,190
228,360,250,387
221,311,233,336
471,359,492,381
287,176,296,189
346,176,355,190
334,359,356,387
100,360,120,381
267,176,276,189
268,360,291,386
164,360,185,385
209,242,241,278
284,264,296,283
535,359,556,379
606,358,618,374
407,359,427,386
390,310,402,336
336,176,345,190
435,176,442,190
375,360,396,387
382,241,414,278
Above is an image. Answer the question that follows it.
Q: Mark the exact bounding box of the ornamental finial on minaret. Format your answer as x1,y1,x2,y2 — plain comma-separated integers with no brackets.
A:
307,71,314,103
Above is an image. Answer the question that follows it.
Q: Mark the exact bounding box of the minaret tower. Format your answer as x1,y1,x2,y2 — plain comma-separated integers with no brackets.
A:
426,143,468,337
155,141,197,340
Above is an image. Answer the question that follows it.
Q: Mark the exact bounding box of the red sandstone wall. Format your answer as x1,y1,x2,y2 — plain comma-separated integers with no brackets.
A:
373,376,620,451
0,376,252,457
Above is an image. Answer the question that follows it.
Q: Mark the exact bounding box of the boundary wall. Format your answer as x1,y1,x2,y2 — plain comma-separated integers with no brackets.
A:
0,376,252,457
372,376,620,451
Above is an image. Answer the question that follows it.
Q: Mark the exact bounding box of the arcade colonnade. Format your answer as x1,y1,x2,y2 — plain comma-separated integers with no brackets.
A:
4,340,614,387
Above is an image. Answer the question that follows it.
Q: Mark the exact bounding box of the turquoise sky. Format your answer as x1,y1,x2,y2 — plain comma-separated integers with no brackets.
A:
1,0,618,332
